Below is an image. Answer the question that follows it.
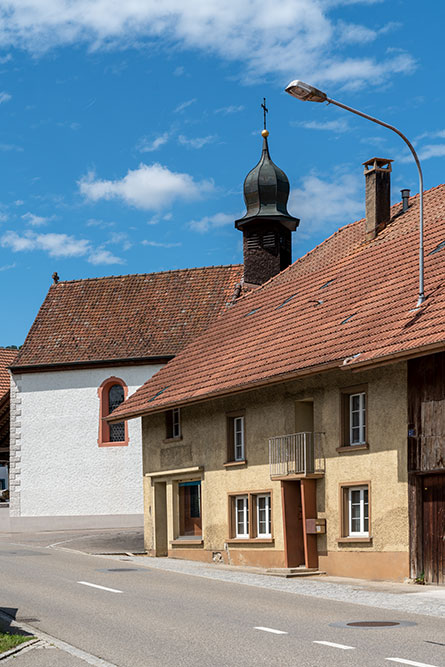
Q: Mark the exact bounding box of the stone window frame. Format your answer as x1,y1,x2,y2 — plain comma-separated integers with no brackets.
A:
97,376,129,447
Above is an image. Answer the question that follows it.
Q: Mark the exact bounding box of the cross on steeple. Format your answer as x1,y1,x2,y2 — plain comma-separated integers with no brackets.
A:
261,97,268,131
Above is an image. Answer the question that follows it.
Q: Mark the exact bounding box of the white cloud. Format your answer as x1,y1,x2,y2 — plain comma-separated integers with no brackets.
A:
289,171,364,237
214,105,245,115
0,91,11,104
0,143,23,152
0,1,416,88
0,262,15,271
142,240,181,248
189,212,235,233
173,65,185,76
106,231,132,250
1,230,124,264
178,134,217,149
22,212,53,227
137,132,170,153
86,218,116,228
174,99,196,113
416,145,445,162
88,248,125,265
295,119,349,133
1,230,90,257
79,163,214,210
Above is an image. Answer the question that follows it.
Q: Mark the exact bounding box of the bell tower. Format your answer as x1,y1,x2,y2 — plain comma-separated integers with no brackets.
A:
235,101,299,286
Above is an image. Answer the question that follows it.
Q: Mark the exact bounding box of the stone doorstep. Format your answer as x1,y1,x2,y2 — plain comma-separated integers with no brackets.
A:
265,567,327,578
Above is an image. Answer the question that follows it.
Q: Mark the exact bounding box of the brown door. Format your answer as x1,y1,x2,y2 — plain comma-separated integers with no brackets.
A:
281,481,305,567
179,482,202,536
422,474,445,583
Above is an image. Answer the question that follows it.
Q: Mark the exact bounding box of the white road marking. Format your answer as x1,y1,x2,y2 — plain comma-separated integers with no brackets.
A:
313,640,355,650
77,581,123,593
386,659,439,667
254,626,288,635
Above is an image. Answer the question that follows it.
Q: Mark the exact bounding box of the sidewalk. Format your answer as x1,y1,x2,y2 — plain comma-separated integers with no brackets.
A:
104,553,445,620
0,611,117,666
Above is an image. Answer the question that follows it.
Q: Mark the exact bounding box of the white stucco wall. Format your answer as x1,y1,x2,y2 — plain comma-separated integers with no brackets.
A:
11,364,162,519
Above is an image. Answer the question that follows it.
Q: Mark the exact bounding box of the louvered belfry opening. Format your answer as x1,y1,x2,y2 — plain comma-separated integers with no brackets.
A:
235,132,299,286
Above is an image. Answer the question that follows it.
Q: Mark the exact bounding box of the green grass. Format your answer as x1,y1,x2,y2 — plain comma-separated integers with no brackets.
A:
0,630,34,653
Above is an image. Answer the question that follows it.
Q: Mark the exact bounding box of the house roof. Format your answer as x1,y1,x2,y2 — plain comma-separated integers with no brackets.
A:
110,184,445,421
12,265,243,370
0,348,16,399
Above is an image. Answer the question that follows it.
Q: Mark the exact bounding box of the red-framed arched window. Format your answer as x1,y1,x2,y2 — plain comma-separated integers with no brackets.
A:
97,377,129,447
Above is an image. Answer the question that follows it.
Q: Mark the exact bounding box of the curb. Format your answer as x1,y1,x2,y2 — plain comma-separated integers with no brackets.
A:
0,638,40,661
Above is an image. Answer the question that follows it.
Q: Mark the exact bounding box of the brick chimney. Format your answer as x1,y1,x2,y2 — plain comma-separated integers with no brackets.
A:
363,157,393,241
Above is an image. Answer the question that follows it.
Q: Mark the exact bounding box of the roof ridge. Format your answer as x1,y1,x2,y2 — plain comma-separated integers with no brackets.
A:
51,264,243,286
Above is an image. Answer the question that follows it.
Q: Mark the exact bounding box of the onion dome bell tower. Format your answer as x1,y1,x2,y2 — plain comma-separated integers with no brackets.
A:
235,118,299,286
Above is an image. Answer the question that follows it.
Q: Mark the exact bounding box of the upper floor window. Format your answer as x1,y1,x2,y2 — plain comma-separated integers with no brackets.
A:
226,413,246,463
340,386,367,449
166,408,181,439
98,377,128,447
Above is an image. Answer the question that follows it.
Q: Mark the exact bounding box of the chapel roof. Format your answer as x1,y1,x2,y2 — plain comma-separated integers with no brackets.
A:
12,265,243,370
110,184,445,421
0,349,16,398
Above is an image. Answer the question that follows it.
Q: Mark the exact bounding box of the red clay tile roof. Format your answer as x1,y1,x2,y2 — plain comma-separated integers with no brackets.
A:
13,266,243,369
0,349,16,399
111,185,445,421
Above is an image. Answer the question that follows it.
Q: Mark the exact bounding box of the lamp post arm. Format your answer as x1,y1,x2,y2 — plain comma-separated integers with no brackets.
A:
327,97,424,305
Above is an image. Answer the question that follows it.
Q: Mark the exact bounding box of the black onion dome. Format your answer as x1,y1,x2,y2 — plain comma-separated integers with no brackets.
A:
235,134,299,231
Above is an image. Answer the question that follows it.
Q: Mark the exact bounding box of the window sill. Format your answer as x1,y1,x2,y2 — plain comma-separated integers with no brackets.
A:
225,538,274,545
336,443,369,453
337,536,373,544
170,538,203,546
98,440,129,448
163,436,183,444
224,460,247,468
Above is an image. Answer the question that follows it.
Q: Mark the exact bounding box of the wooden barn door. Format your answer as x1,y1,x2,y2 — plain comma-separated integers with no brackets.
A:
422,474,445,584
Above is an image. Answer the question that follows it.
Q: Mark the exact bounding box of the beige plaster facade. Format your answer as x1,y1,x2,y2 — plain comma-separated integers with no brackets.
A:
141,361,409,581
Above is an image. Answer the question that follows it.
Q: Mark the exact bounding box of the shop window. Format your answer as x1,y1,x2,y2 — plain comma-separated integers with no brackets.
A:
98,377,129,447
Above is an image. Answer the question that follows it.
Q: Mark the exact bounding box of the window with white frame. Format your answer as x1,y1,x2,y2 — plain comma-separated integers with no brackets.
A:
348,486,369,537
256,493,271,538
231,492,272,539
234,416,245,461
349,392,366,445
235,495,249,538
166,407,181,439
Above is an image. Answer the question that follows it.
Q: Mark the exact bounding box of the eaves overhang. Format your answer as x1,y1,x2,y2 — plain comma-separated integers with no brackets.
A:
10,355,174,375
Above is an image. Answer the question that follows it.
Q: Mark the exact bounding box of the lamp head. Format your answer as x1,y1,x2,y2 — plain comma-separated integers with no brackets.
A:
285,80,327,103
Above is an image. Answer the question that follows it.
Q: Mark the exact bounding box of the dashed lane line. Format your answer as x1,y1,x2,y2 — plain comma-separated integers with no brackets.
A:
77,581,123,593
386,659,439,667
313,640,355,650
254,626,288,635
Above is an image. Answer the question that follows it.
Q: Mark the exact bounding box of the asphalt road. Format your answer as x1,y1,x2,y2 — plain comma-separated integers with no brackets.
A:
0,534,444,667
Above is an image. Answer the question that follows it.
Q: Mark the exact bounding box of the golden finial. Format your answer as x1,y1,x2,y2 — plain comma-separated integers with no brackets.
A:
261,129,269,138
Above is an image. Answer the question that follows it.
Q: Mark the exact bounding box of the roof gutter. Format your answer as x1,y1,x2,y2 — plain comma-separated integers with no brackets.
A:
10,355,174,375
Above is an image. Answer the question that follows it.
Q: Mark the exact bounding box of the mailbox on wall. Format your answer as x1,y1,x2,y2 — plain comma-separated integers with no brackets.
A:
306,518,326,534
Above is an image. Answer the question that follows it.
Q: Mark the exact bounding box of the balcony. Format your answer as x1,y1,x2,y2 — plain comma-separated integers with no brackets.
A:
269,432,325,479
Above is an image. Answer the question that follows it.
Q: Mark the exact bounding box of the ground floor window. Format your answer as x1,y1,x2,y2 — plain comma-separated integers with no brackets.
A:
340,482,370,538
179,481,202,537
230,491,272,539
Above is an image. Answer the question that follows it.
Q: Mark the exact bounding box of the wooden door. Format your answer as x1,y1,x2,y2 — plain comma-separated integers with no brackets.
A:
179,482,202,536
422,474,445,583
281,481,305,568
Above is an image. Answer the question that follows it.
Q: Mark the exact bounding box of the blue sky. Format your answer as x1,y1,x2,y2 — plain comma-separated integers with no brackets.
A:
1,0,444,346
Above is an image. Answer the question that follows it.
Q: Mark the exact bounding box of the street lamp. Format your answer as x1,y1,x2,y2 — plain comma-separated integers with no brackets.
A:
285,80,425,307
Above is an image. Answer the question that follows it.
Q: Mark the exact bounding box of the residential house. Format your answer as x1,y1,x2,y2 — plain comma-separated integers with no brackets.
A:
112,154,445,583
